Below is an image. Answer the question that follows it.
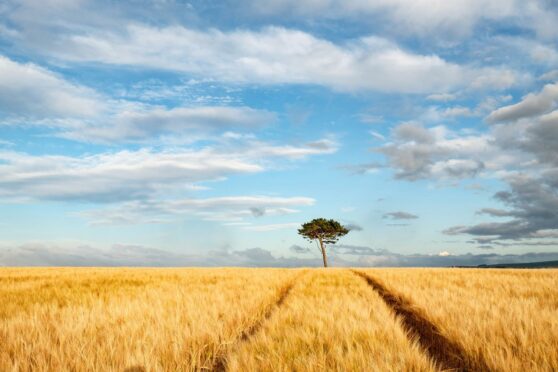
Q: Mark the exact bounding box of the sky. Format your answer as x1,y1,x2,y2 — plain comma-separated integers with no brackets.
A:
1,0,558,267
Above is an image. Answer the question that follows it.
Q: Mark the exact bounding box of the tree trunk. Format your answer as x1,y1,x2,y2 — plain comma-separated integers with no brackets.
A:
318,238,328,267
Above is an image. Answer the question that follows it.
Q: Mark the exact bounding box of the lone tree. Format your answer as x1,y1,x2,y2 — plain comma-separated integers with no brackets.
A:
298,218,349,267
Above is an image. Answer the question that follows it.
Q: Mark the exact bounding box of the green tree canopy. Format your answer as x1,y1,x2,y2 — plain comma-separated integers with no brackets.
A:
298,218,349,267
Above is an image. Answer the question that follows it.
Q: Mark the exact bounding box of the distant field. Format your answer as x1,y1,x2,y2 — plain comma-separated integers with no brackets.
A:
0,268,556,371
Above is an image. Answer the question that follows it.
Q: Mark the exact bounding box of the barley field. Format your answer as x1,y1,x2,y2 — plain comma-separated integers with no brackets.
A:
0,268,556,371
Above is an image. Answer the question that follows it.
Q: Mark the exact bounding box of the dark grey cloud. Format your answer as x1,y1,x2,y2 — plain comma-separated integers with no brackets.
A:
370,81,558,245
477,245,495,250
441,82,558,245
470,240,558,248
339,162,384,175
522,110,558,166
486,84,558,177
357,251,558,267
477,208,514,217
445,171,558,242
490,110,558,171
249,207,266,217
330,244,388,256
487,83,558,122
233,247,276,262
289,244,312,254
345,223,363,231
383,211,419,220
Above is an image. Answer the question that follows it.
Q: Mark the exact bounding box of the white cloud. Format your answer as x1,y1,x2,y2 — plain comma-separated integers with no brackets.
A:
0,148,257,202
427,93,457,102
5,0,558,48
367,82,558,244
0,139,336,203
0,55,102,118
242,222,302,232
528,43,558,65
245,0,558,40
438,81,558,244
540,70,558,82
376,123,501,180
0,57,278,144
420,95,513,123
41,25,518,93
81,196,314,225
242,139,338,159
442,106,475,118
430,159,485,178
61,105,276,143
369,131,386,141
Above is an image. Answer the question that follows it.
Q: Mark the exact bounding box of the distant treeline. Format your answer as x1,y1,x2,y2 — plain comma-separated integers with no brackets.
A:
453,260,558,269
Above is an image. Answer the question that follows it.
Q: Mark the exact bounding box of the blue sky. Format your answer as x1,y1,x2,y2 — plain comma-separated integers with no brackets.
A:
1,0,558,266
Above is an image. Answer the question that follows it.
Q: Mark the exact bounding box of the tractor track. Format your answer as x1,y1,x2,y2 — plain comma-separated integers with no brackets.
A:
352,270,492,372
211,271,303,372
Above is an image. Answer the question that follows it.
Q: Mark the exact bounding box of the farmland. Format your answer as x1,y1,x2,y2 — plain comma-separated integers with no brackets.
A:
1,268,557,371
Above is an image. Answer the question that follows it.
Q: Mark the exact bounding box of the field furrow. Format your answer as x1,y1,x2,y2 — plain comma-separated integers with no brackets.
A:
225,269,437,372
0,268,300,371
365,268,558,372
353,270,491,372
2,268,556,371
212,271,303,371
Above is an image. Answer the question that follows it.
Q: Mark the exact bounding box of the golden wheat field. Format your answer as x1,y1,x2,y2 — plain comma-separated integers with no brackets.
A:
0,268,557,372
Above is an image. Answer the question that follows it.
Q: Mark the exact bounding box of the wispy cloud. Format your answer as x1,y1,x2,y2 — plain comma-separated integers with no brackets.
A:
242,0,558,40
0,56,102,118
81,197,314,225
383,211,419,220
21,25,519,93
0,139,336,203
61,106,277,143
242,222,301,232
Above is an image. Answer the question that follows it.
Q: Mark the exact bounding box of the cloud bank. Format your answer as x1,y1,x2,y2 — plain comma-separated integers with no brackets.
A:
23,25,518,93
2,242,557,268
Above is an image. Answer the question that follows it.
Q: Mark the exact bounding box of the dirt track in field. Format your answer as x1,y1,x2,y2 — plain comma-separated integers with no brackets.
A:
352,270,491,372
212,273,302,372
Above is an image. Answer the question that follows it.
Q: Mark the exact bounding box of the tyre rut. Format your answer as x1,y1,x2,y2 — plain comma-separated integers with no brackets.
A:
352,270,492,372
210,272,303,372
